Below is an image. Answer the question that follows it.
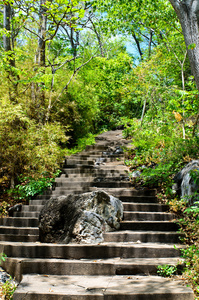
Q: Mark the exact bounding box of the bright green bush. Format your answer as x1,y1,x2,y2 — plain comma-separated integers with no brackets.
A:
8,170,61,202
157,264,178,277
0,103,69,187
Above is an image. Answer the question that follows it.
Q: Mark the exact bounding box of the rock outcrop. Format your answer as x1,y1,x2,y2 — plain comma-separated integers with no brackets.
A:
39,190,123,244
173,160,199,204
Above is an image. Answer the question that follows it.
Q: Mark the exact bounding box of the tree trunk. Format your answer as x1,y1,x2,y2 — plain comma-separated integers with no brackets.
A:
34,0,47,123
132,33,143,59
169,0,199,91
3,4,12,52
3,4,18,102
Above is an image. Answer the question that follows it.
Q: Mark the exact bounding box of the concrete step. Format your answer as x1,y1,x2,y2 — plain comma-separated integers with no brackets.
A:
56,176,95,182
92,182,132,188
0,217,38,227
63,166,128,172
123,203,168,211
51,189,91,196
64,170,128,177
90,188,156,197
14,211,40,218
13,274,194,300
34,194,52,200
3,256,183,281
54,181,131,189
23,205,44,212
103,231,183,244
54,181,93,188
86,144,118,151
28,197,159,207
123,212,174,221
29,199,48,205
69,154,124,162
0,234,38,242
120,221,178,231
64,159,94,165
0,242,181,259
120,196,158,203
0,226,39,235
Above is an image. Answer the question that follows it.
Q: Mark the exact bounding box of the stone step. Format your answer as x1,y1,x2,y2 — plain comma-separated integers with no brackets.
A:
14,211,40,218
0,242,181,259
0,217,38,227
32,194,52,200
120,221,178,231
63,166,128,172
120,196,158,203
23,205,44,212
29,199,48,205
54,181,93,188
52,182,133,195
123,203,168,211
69,154,124,161
64,170,128,177
0,226,39,235
54,181,131,189
64,159,94,165
15,211,174,221
90,188,156,197
13,274,194,300
92,182,132,188
51,189,91,196
56,176,95,182
3,257,183,281
0,234,38,242
86,144,118,151
123,212,174,221
28,197,159,206
77,150,110,155
103,231,183,244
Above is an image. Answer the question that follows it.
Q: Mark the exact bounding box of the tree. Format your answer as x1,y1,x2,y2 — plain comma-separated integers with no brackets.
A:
93,0,178,60
169,1,199,92
2,2,19,102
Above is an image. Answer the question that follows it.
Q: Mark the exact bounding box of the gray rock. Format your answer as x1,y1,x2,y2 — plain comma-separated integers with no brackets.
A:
39,190,123,244
131,171,141,178
8,204,22,217
173,160,199,204
0,268,10,283
94,157,106,166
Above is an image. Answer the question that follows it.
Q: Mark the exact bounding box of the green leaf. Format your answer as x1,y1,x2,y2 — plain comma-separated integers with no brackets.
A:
188,43,196,50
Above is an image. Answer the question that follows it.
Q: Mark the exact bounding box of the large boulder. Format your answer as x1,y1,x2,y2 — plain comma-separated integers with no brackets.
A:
173,160,199,204
39,190,123,244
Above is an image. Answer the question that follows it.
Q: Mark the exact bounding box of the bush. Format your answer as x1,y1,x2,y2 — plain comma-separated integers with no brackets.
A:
8,170,61,202
0,103,69,188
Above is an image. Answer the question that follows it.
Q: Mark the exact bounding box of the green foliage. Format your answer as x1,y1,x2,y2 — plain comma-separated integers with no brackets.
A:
0,202,9,217
0,253,7,264
157,264,178,277
125,117,199,197
125,118,199,295
66,133,96,155
2,276,17,300
190,170,199,186
9,170,61,201
0,103,69,186
177,202,199,296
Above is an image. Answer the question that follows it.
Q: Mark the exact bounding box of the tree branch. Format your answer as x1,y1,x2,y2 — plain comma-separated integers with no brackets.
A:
169,0,181,15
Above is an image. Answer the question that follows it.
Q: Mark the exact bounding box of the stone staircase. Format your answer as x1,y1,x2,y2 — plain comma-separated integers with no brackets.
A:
0,130,194,299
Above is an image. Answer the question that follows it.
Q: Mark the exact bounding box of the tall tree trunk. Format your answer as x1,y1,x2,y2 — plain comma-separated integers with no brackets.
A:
34,0,47,123
148,29,153,58
132,33,143,60
169,0,199,91
3,4,18,102
3,5,12,52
